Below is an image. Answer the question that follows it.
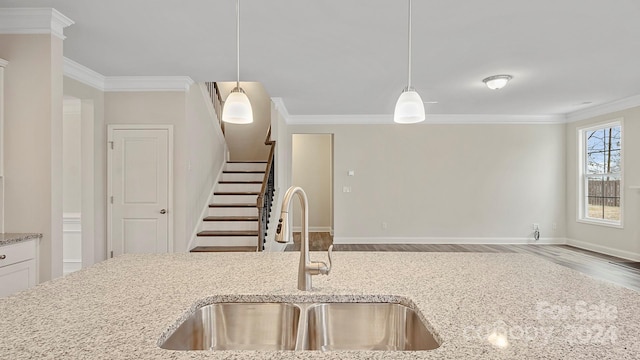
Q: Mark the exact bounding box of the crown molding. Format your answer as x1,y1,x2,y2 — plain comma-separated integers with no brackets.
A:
565,93,640,123
0,8,74,40
63,57,106,90
63,58,195,92
286,113,566,125
104,76,195,92
426,114,566,125
0,58,8,68
272,98,566,125
271,97,290,119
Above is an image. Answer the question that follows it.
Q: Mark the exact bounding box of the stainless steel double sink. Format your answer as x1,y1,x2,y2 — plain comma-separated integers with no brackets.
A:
159,302,440,351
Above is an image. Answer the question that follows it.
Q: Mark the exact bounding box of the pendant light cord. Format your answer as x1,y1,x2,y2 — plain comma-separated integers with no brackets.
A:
407,0,412,90
236,0,240,90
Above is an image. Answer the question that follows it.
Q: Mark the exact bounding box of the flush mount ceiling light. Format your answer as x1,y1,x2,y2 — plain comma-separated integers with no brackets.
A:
222,0,253,124
483,75,513,90
394,0,425,124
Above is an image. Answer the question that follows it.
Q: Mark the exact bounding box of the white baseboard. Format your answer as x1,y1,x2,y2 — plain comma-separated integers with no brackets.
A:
292,226,333,233
186,165,225,252
333,236,568,245
567,238,640,262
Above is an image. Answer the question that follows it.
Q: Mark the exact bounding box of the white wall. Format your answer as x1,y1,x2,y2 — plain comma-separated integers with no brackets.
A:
0,34,64,281
185,83,227,248
63,76,103,266
287,123,567,244
566,107,640,260
62,98,83,274
218,82,270,161
292,134,333,232
63,99,82,213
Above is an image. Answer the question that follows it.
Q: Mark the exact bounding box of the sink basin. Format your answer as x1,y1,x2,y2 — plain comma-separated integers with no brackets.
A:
305,303,439,351
160,303,300,350
160,300,440,352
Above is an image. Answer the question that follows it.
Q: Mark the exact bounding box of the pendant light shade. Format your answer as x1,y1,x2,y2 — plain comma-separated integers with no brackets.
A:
393,0,425,124
394,90,425,124
222,88,253,124
222,0,253,124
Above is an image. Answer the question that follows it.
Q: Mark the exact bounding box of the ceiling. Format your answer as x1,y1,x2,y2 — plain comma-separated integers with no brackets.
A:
2,0,640,117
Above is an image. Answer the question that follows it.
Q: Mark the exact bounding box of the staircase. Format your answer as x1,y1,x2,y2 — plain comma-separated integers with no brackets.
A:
191,161,268,252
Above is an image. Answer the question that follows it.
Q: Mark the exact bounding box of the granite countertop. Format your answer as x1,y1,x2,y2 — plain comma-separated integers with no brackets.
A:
0,233,42,247
1,251,639,359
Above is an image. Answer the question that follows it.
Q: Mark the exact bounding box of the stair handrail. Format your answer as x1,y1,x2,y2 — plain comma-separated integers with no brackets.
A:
257,126,276,251
205,82,225,135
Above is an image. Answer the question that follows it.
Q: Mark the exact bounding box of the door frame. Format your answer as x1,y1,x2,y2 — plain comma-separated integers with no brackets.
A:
107,124,174,258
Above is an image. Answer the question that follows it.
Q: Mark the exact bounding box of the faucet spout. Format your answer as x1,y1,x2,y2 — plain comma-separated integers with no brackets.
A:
275,186,333,291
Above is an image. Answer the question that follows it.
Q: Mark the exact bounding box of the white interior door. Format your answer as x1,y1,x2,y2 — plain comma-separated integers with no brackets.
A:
109,128,170,256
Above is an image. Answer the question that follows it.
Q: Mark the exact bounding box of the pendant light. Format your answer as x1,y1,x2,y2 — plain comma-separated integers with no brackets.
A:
222,0,253,124
394,0,425,124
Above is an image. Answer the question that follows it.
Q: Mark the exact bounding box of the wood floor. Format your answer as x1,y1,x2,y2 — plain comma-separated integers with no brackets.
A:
286,232,640,292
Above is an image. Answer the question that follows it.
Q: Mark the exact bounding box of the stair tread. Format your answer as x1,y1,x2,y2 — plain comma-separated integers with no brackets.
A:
197,230,259,236
209,203,256,208
203,216,258,221
191,246,256,252
218,181,263,184
214,191,260,195
227,161,267,163
223,170,265,174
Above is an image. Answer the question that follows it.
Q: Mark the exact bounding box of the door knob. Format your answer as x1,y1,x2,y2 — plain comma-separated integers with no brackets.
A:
160,209,167,214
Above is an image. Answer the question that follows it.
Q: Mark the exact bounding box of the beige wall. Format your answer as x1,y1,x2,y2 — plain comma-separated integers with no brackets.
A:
566,107,640,260
218,82,270,161
288,123,566,243
185,84,227,247
292,134,333,231
63,76,104,266
105,86,226,253
105,91,188,252
0,34,64,281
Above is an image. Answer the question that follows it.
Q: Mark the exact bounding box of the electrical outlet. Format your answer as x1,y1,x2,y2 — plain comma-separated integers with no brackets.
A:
382,222,388,230
533,223,540,231
552,222,557,231
342,186,351,193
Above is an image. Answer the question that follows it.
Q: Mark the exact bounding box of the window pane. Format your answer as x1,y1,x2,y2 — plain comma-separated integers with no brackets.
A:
608,150,621,173
586,126,622,175
608,126,622,150
586,151,604,174
585,176,620,221
586,129,605,152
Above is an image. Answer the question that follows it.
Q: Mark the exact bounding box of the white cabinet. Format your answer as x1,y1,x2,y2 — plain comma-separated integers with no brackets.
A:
0,239,37,297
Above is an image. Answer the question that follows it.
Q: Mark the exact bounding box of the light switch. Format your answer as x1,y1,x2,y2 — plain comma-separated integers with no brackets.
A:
348,170,355,176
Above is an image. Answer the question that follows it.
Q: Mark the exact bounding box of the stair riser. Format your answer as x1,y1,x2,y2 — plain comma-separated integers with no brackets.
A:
212,194,258,204
215,183,262,192
201,221,259,231
208,207,258,217
221,173,264,182
225,163,267,171
195,236,258,247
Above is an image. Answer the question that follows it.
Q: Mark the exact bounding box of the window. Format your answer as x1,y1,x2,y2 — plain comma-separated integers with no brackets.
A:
578,120,623,226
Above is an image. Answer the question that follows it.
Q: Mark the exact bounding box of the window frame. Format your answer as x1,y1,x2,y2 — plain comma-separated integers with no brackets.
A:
577,119,624,228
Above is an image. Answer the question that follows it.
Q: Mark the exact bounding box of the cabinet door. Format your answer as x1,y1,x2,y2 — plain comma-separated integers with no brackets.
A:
0,259,36,297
